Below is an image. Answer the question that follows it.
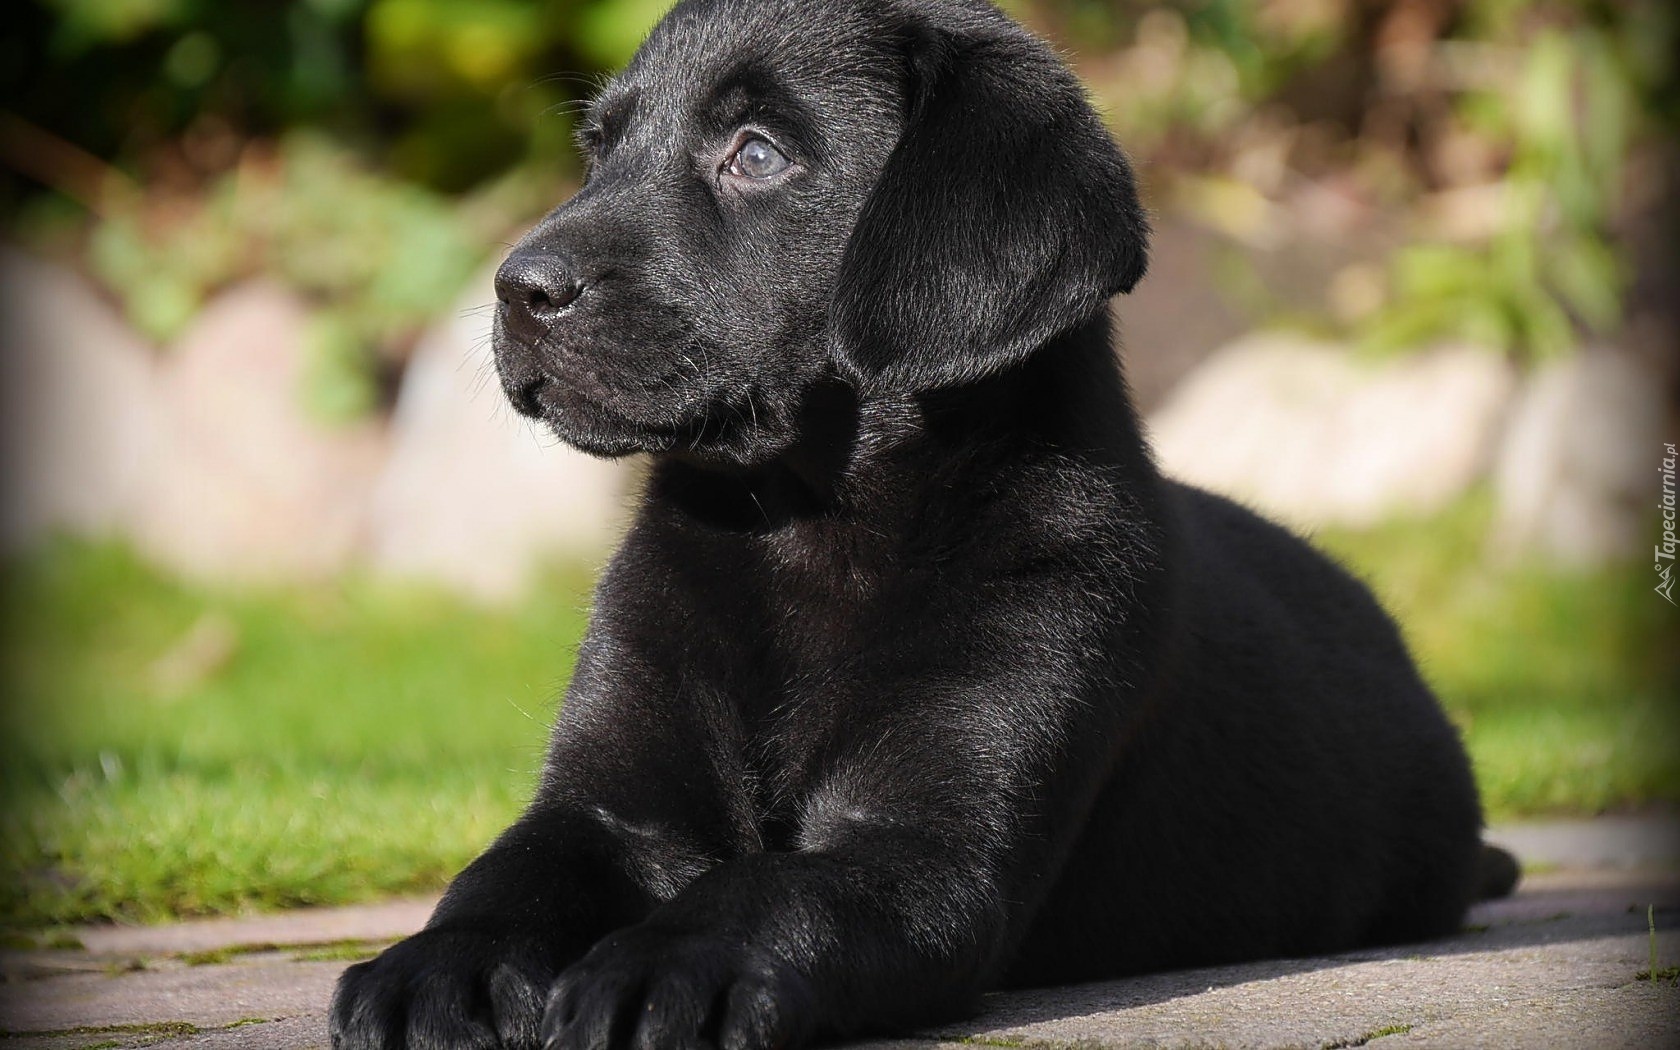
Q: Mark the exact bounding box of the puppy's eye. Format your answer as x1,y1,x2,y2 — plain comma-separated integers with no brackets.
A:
728,136,792,179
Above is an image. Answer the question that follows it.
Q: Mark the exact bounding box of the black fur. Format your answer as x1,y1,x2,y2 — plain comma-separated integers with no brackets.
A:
331,2,1504,1047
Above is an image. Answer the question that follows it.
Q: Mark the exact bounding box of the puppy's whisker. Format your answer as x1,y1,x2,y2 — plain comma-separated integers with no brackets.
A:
528,71,611,91
542,101,593,120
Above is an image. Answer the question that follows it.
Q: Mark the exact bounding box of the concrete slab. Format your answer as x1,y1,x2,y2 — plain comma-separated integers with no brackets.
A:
911,869,1680,1049
60,898,438,960
1,860,1676,1049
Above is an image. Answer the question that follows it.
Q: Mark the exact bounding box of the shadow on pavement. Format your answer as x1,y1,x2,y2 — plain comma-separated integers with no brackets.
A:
935,868,1680,1035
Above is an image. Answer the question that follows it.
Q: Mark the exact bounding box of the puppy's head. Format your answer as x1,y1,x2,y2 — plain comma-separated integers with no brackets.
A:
493,0,1148,462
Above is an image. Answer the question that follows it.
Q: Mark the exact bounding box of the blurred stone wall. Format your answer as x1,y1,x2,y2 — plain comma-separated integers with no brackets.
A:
1,247,629,601
3,236,1670,599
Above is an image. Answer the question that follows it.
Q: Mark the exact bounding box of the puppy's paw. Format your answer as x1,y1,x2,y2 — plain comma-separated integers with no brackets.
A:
330,925,563,1050
542,925,816,1050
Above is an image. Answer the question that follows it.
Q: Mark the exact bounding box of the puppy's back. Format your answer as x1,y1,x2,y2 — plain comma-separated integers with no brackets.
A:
1004,482,1482,984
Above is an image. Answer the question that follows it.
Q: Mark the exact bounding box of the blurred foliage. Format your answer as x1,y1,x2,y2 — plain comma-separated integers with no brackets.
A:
1,0,1675,393
83,133,489,418
1358,14,1657,359
1039,0,1677,362
2,0,669,416
4,0,662,194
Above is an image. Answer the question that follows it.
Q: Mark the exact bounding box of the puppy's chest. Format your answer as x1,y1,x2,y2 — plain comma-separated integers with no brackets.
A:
741,661,879,847
751,513,956,671
735,532,951,821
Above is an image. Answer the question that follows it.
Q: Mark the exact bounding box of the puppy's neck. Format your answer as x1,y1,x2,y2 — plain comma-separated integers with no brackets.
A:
845,313,1154,490
651,312,1153,529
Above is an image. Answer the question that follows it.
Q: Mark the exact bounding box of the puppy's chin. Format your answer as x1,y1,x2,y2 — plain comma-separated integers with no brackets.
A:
542,413,665,459
522,375,688,459
538,389,795,466
496,347,804,465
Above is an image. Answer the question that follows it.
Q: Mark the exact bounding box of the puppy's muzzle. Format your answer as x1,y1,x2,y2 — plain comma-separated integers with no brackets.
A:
495,250,586,343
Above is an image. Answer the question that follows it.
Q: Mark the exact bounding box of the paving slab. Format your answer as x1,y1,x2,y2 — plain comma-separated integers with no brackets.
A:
2,844,1677,1049
62,899,439,959
907,869,1680,1049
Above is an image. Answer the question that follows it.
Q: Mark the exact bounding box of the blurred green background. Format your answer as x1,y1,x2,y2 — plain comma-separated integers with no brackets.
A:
1,0,1677,933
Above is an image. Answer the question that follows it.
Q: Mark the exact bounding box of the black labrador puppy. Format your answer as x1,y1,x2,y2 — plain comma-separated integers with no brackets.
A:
332,1,1515,1047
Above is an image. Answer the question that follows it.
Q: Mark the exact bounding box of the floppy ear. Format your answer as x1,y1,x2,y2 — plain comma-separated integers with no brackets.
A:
832,17,1149,392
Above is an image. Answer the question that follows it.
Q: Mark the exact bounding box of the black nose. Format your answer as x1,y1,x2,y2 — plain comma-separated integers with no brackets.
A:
495,250,584,340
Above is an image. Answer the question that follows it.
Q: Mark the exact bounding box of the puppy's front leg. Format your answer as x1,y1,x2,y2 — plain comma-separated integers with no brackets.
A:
330,807,643,1050
540,843,997,1050
331,635,748,1050
541,706,1102,1050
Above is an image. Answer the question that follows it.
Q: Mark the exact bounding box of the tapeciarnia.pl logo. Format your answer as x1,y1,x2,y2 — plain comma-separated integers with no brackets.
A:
1659,442,1677,605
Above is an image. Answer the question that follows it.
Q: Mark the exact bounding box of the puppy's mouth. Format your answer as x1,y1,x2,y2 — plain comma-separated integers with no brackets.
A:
493,311,789,461
503,358,752,460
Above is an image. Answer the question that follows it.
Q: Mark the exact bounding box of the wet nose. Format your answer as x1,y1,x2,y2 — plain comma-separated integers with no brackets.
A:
495,250,584,340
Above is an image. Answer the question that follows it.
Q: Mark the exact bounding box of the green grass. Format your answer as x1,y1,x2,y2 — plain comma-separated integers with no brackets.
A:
1315,493,1680,822
1,491,1675,929
1637,903,1680,984
1,541,593,929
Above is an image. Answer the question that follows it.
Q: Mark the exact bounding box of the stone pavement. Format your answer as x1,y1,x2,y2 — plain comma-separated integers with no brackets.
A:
1,820,1677,1049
